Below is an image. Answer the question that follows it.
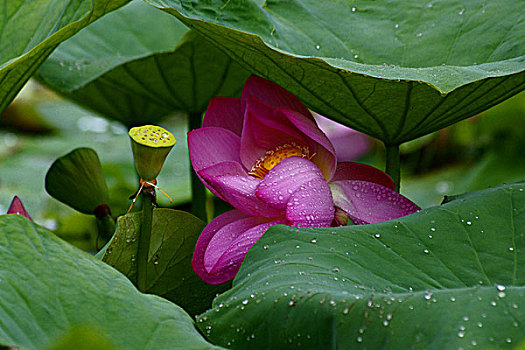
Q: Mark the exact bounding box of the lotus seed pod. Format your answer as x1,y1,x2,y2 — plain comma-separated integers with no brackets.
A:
129,125,176,181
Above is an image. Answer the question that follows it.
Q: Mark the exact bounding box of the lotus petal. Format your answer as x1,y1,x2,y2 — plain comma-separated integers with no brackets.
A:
285,177,334,227
202,97,244,136
192,210,285,284
256,157,325,210
330,180,419,225
331,162,395,190
199,168,282,217
188,127,243,173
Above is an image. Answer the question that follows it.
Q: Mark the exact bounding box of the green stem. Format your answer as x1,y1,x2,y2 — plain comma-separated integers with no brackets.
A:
189,112,208,222
385,144,401,192
137,190,154,293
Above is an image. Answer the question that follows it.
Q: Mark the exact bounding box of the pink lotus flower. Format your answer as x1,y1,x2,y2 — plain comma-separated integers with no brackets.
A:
189,76,419,284
313,113,371,162
6,196,33,221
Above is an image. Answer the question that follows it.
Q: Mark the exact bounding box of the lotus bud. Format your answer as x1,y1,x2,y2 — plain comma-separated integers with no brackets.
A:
45,148,110,215
129,125,176,181
7,196,33,221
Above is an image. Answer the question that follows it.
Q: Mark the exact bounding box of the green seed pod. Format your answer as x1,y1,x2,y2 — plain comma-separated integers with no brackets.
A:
129,125,176,181
45,147,109,215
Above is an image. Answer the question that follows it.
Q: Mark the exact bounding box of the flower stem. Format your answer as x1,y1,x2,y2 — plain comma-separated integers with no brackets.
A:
189,112,208,222
385,144,401,192
137,190,154,293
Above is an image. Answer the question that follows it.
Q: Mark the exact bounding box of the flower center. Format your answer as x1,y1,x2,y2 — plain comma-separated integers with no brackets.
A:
249,143,311,179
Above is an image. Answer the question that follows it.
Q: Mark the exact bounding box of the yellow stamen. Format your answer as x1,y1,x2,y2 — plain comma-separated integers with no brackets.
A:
249,143,312,179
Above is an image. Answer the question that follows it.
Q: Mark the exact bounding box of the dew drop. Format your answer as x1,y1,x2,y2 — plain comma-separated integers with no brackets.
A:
242,299,249,305
351,7,356,12
458,331,465,338
315,45,320,50
423,249,429,254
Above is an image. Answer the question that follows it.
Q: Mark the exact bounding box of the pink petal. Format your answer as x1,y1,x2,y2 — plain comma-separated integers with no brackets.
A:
256,157,325,210
330,180,420,225
210,218,288,276
192,210,286,284
285,177,334,227
241,75,312,118
314,113,371,161
192,210,249,284
240,97,306,170
199,166,282,217
188,127,243,173
202,97,243,136
282,109,337,180
6,196,33,221
331,162,395,190
196,161,247,202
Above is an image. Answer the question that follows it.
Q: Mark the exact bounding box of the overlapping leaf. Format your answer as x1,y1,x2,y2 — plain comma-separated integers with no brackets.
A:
198,183,525,349
37,0,250,126
0,215,222,350
103,208,230,315
0,0,130,115
147,0,525,143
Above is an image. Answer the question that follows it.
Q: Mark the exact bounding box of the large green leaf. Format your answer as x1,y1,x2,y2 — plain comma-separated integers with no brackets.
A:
198,183,525,349
147,0,525,144
37,0,250,126
103,208,230,315
0,215,221,350
0,0,130,115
